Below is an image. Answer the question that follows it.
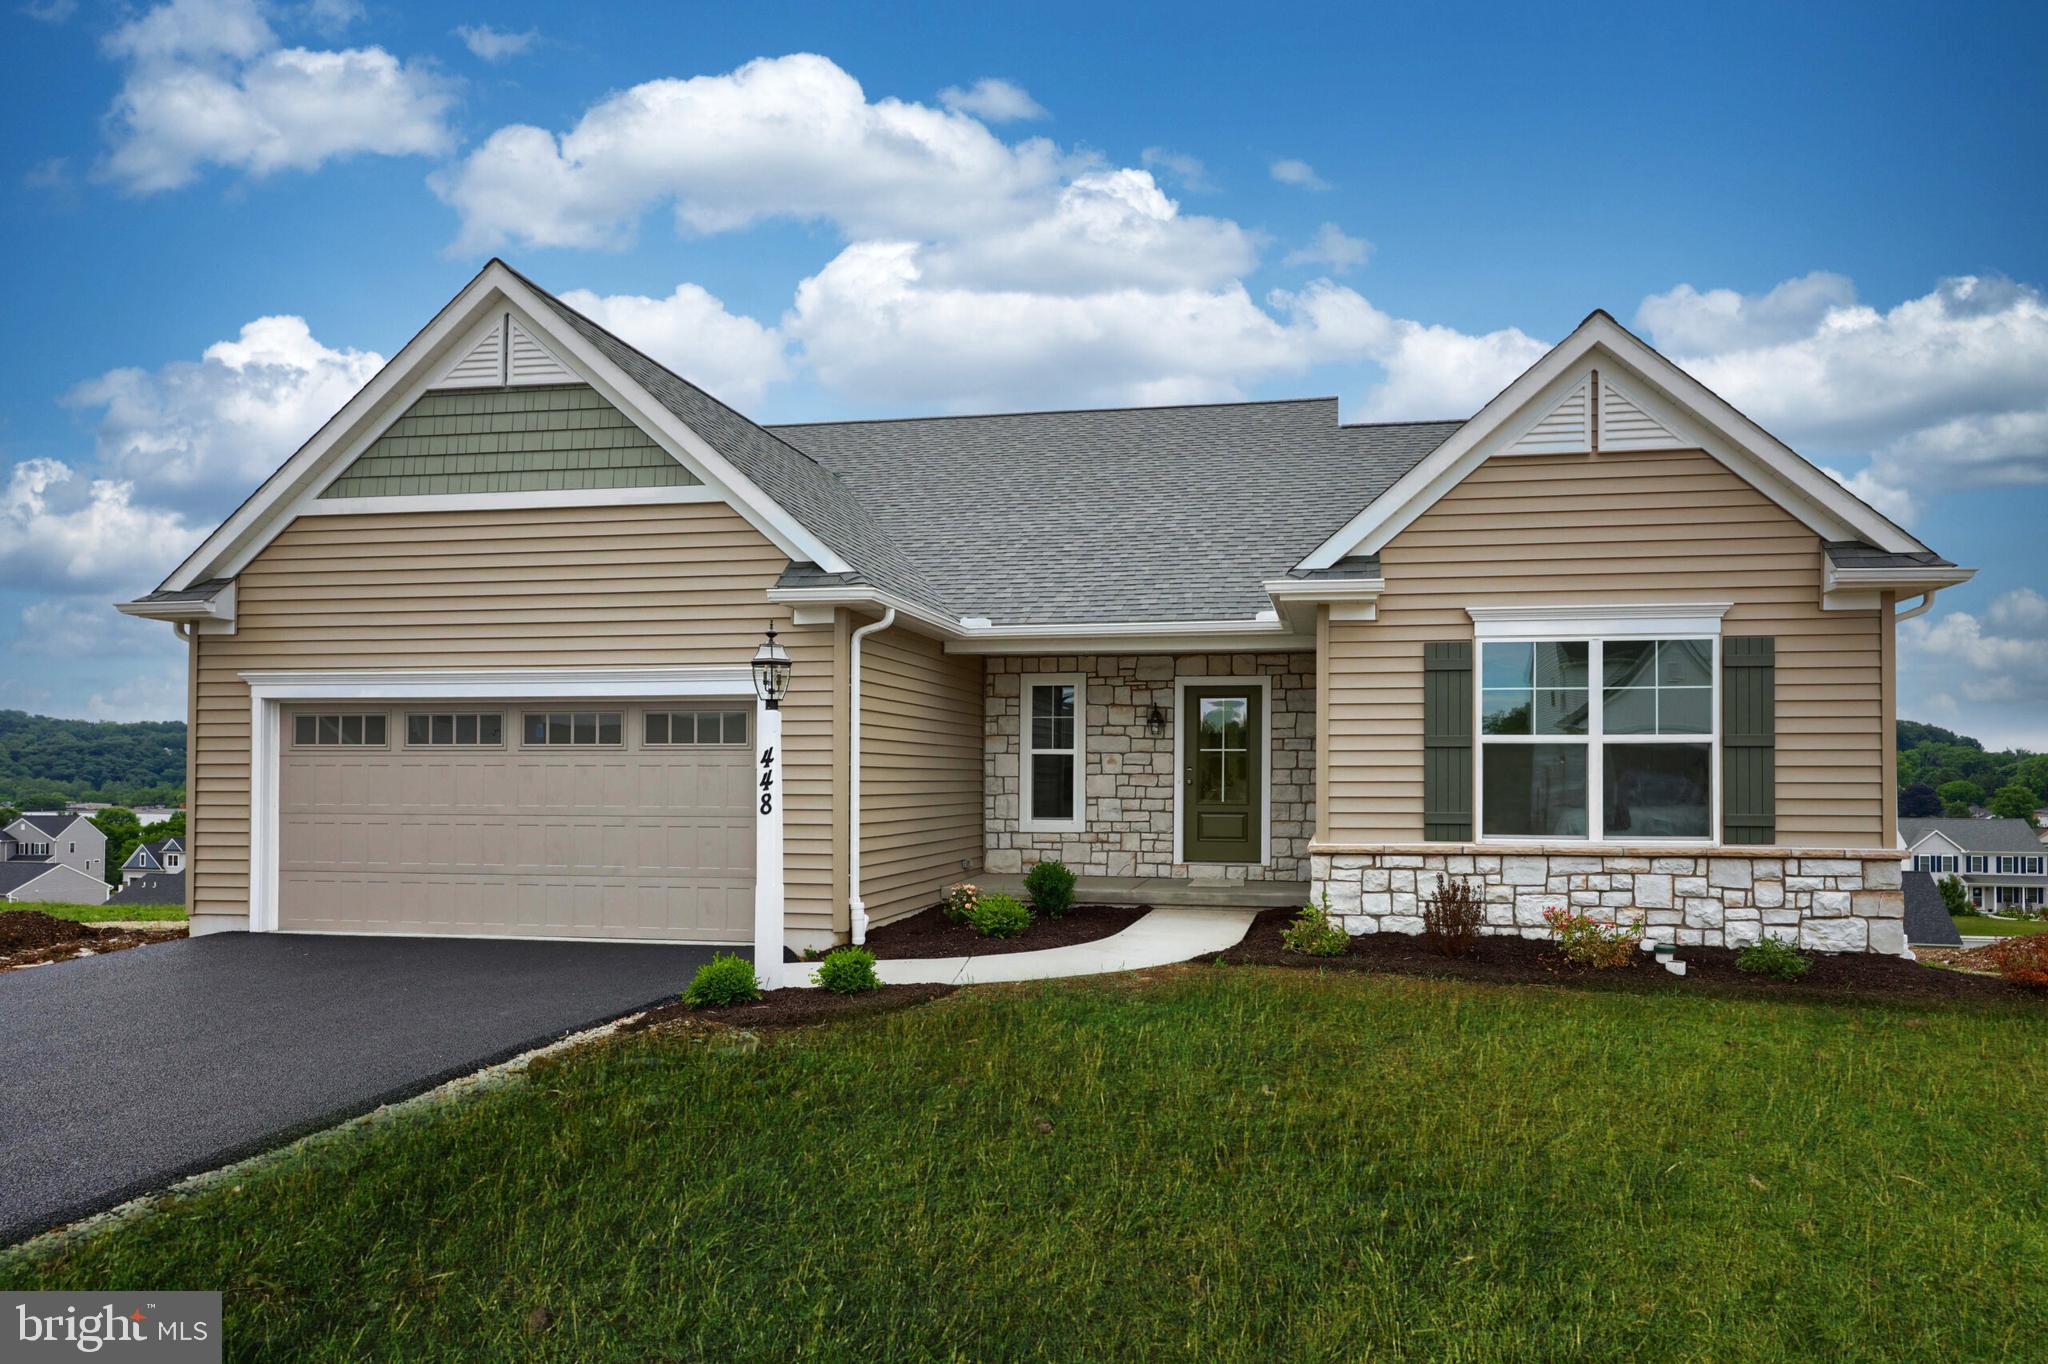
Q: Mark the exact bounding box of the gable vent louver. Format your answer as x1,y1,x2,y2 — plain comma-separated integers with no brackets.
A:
1504,374,1592,455
1597,375,1683,451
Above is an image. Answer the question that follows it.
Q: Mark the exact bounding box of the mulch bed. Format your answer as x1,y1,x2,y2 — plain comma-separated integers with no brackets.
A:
856,903,1149,959
1218,908,2045,1005
0,910,186,972
623,983,956,1034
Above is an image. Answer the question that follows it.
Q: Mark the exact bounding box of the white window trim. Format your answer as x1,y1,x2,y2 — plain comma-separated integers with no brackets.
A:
242,666,759,936
1018,672,1087,835
1473,627,1722,847
1171,675,1273,867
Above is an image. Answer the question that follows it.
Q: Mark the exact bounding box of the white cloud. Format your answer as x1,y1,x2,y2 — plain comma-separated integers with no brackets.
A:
435,53,1066,252
454,22,536,62
0,460,203,593
17,598,182,660
100,0,458,193
554,284,789,408
22,0,77,22
1140,147,1212,193
1269,158,1328,190
1283,223,1371,273
1635,272,1855,354
84,665,189,723
1820,464,1916,528
1900,591,2048,749
937,77,1046,122
296,0,364,36
66,314,384,510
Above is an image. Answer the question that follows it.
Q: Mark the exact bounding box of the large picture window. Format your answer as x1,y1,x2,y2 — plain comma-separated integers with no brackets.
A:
1019,673,1085,833
1479,636,1716,841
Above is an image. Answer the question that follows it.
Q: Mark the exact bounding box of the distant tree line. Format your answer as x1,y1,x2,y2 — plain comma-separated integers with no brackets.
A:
0,710,185,808
1897,719,2046,824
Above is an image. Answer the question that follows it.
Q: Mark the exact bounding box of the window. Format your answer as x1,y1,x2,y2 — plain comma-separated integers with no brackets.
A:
293,713,388,746
2030,887,2045,909
1997,855,2019,875
1913,854,1959,874
405,712,504,747
521,711,623,746
645,710,749,746
1968,855,1988,874
1479,637,1713,841
1019,673,1085,832
2031,856,2046,876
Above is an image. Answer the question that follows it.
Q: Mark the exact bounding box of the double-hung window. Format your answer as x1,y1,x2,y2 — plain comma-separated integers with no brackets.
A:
1019,673,1085,833
1913,854,1958,874
1478,633,1716,841
1967,855,1988,874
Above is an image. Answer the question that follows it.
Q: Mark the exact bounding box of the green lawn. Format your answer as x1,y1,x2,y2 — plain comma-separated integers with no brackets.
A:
4,900,187,924
5,968,2045,1361
1952,913,2048,937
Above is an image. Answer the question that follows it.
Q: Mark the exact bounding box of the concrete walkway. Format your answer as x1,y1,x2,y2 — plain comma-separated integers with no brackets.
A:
796,907,1258,987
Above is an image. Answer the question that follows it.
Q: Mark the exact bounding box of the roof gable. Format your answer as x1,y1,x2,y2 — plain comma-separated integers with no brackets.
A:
1900,817,2045,856
1298,311,1933,570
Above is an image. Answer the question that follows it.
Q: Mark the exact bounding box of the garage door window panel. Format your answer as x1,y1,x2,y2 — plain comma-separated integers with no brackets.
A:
293,712,388,747
523,711,624,747
406,712,505,747
645,709,749,746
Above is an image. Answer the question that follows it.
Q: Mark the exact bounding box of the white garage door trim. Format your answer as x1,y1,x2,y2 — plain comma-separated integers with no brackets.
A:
243,666,782,978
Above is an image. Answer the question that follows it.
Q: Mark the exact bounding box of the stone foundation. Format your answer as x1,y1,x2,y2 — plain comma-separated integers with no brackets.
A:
1310,846,1907,955
985,653,1315,882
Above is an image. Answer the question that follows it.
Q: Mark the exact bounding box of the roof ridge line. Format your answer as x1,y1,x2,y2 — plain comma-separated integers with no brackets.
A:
766,395,1341,429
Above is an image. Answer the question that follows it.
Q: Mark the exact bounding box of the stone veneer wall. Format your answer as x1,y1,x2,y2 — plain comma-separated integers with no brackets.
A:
1311,847,1907,954
985,653,1314,882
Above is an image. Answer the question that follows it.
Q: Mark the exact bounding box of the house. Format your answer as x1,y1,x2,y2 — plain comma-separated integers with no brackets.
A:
1899,818,2047,913
120,836,186,885
116,261,1975,977
108,870,185,909
0,812,111,906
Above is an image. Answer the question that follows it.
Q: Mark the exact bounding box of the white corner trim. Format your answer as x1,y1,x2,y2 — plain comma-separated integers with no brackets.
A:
241,663,766,939
1467,602,1733,640
1171,674,1272,868
1017,672,1087,835
299,485,725,517
1297,313,1929,571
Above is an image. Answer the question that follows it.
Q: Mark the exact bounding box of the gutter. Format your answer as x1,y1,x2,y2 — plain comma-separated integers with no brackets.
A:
847,607,896,944
1821,561,1974,612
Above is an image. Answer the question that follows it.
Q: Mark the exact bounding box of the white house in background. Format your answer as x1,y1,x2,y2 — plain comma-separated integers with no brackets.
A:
120,836,186,885
1900,817,2047,912
0,813,111,905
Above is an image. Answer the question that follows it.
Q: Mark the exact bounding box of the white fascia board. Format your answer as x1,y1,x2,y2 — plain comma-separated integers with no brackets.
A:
1263,577,1386,601
161,262,850,592
1822,561,1976,611
1297,312,1930,571
945,620,1314,655
241,665,755,701
1467,601,1733,639
116,580,236,625
764,584,963,639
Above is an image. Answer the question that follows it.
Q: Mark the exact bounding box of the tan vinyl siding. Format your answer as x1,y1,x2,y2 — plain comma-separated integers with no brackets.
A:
1325,447,1888,848
857,623,984,926
188,502,843,937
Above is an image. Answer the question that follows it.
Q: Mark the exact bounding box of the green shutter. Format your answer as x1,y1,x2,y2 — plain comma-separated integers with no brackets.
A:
1423,641,1474,841
1722,636,1776,845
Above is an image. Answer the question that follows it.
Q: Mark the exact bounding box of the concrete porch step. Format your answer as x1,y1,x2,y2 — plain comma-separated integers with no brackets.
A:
974,873,1308,911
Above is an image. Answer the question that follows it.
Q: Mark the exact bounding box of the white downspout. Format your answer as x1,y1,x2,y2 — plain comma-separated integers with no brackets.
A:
847,607,896,944
1894,591,1938,621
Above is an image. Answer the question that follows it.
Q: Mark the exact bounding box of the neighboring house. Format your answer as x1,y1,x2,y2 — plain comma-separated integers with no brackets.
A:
120,836,186,885
108,870,185,909
1899,818,2048,913
117,262,1975,971
0,812,110,906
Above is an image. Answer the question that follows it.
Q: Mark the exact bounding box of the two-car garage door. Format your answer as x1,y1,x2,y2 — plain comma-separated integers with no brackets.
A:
277,700,754,942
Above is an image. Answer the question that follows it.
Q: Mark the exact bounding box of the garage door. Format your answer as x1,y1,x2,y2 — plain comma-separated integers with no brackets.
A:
277,701,754,941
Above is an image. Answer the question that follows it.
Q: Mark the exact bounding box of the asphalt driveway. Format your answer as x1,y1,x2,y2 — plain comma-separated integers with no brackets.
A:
0,931,729,1245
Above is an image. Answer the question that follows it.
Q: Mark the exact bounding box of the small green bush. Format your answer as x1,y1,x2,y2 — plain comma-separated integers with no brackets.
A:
1542,905,1642,969
816,946,881,994
1023,860,1077,918
1737,934,1812,980
683,952,762,1008
1281,896,1349,957
941,882,979,922
968,892,1032,939
1937,873,1971,918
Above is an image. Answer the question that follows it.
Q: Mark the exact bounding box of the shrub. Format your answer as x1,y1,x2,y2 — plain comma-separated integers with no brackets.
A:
683,952,762,1008
1422,877,1484,958
1023,860,1077,919
1937,874,1972,918
1990,935,2048,990
968,892,1032,939
1541,905,1642,969
1736,933,1811,980
816,946,882,994
941,882,979,923
1281,895,1349,957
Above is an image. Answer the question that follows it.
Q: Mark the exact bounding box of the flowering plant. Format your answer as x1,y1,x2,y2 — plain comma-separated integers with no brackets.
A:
1542,905,1642,969
941,883,980,923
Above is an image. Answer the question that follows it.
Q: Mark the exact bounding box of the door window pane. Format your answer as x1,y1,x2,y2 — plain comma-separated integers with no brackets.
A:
598,713,622,745
1031,753,1074,820
296,715,318,745
1483,744,1588,837
431,713,454,744
479,714,503,745
1603,743,1710,838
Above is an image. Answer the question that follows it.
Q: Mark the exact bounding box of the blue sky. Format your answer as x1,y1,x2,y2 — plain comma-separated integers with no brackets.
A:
2,0,2045,745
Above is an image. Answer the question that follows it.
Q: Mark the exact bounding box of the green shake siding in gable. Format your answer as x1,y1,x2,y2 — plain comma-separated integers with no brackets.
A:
320,384,700,499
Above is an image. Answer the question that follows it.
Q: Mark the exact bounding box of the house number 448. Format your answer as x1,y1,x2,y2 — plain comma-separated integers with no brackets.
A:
759,746,776,815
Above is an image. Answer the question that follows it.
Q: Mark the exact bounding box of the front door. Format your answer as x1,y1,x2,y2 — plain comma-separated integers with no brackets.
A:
1182,686,1262,863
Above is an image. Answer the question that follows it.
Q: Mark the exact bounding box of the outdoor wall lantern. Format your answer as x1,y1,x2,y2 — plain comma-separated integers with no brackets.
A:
751,623,793,710
1146,702,1167,737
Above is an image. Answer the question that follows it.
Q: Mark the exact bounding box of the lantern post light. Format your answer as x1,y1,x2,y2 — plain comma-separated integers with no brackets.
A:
751,624,792,987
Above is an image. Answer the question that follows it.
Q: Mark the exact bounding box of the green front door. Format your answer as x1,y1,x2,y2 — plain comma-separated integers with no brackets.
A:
1182,685,1262,863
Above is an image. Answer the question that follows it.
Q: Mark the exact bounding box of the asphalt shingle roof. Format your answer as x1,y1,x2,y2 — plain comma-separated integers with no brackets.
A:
1825,542,1956,570
1899,871,1963,946
771,405,1458,625
7,814,76,840
0,862,63,894
1900,817,2046,856
109,872,184,907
